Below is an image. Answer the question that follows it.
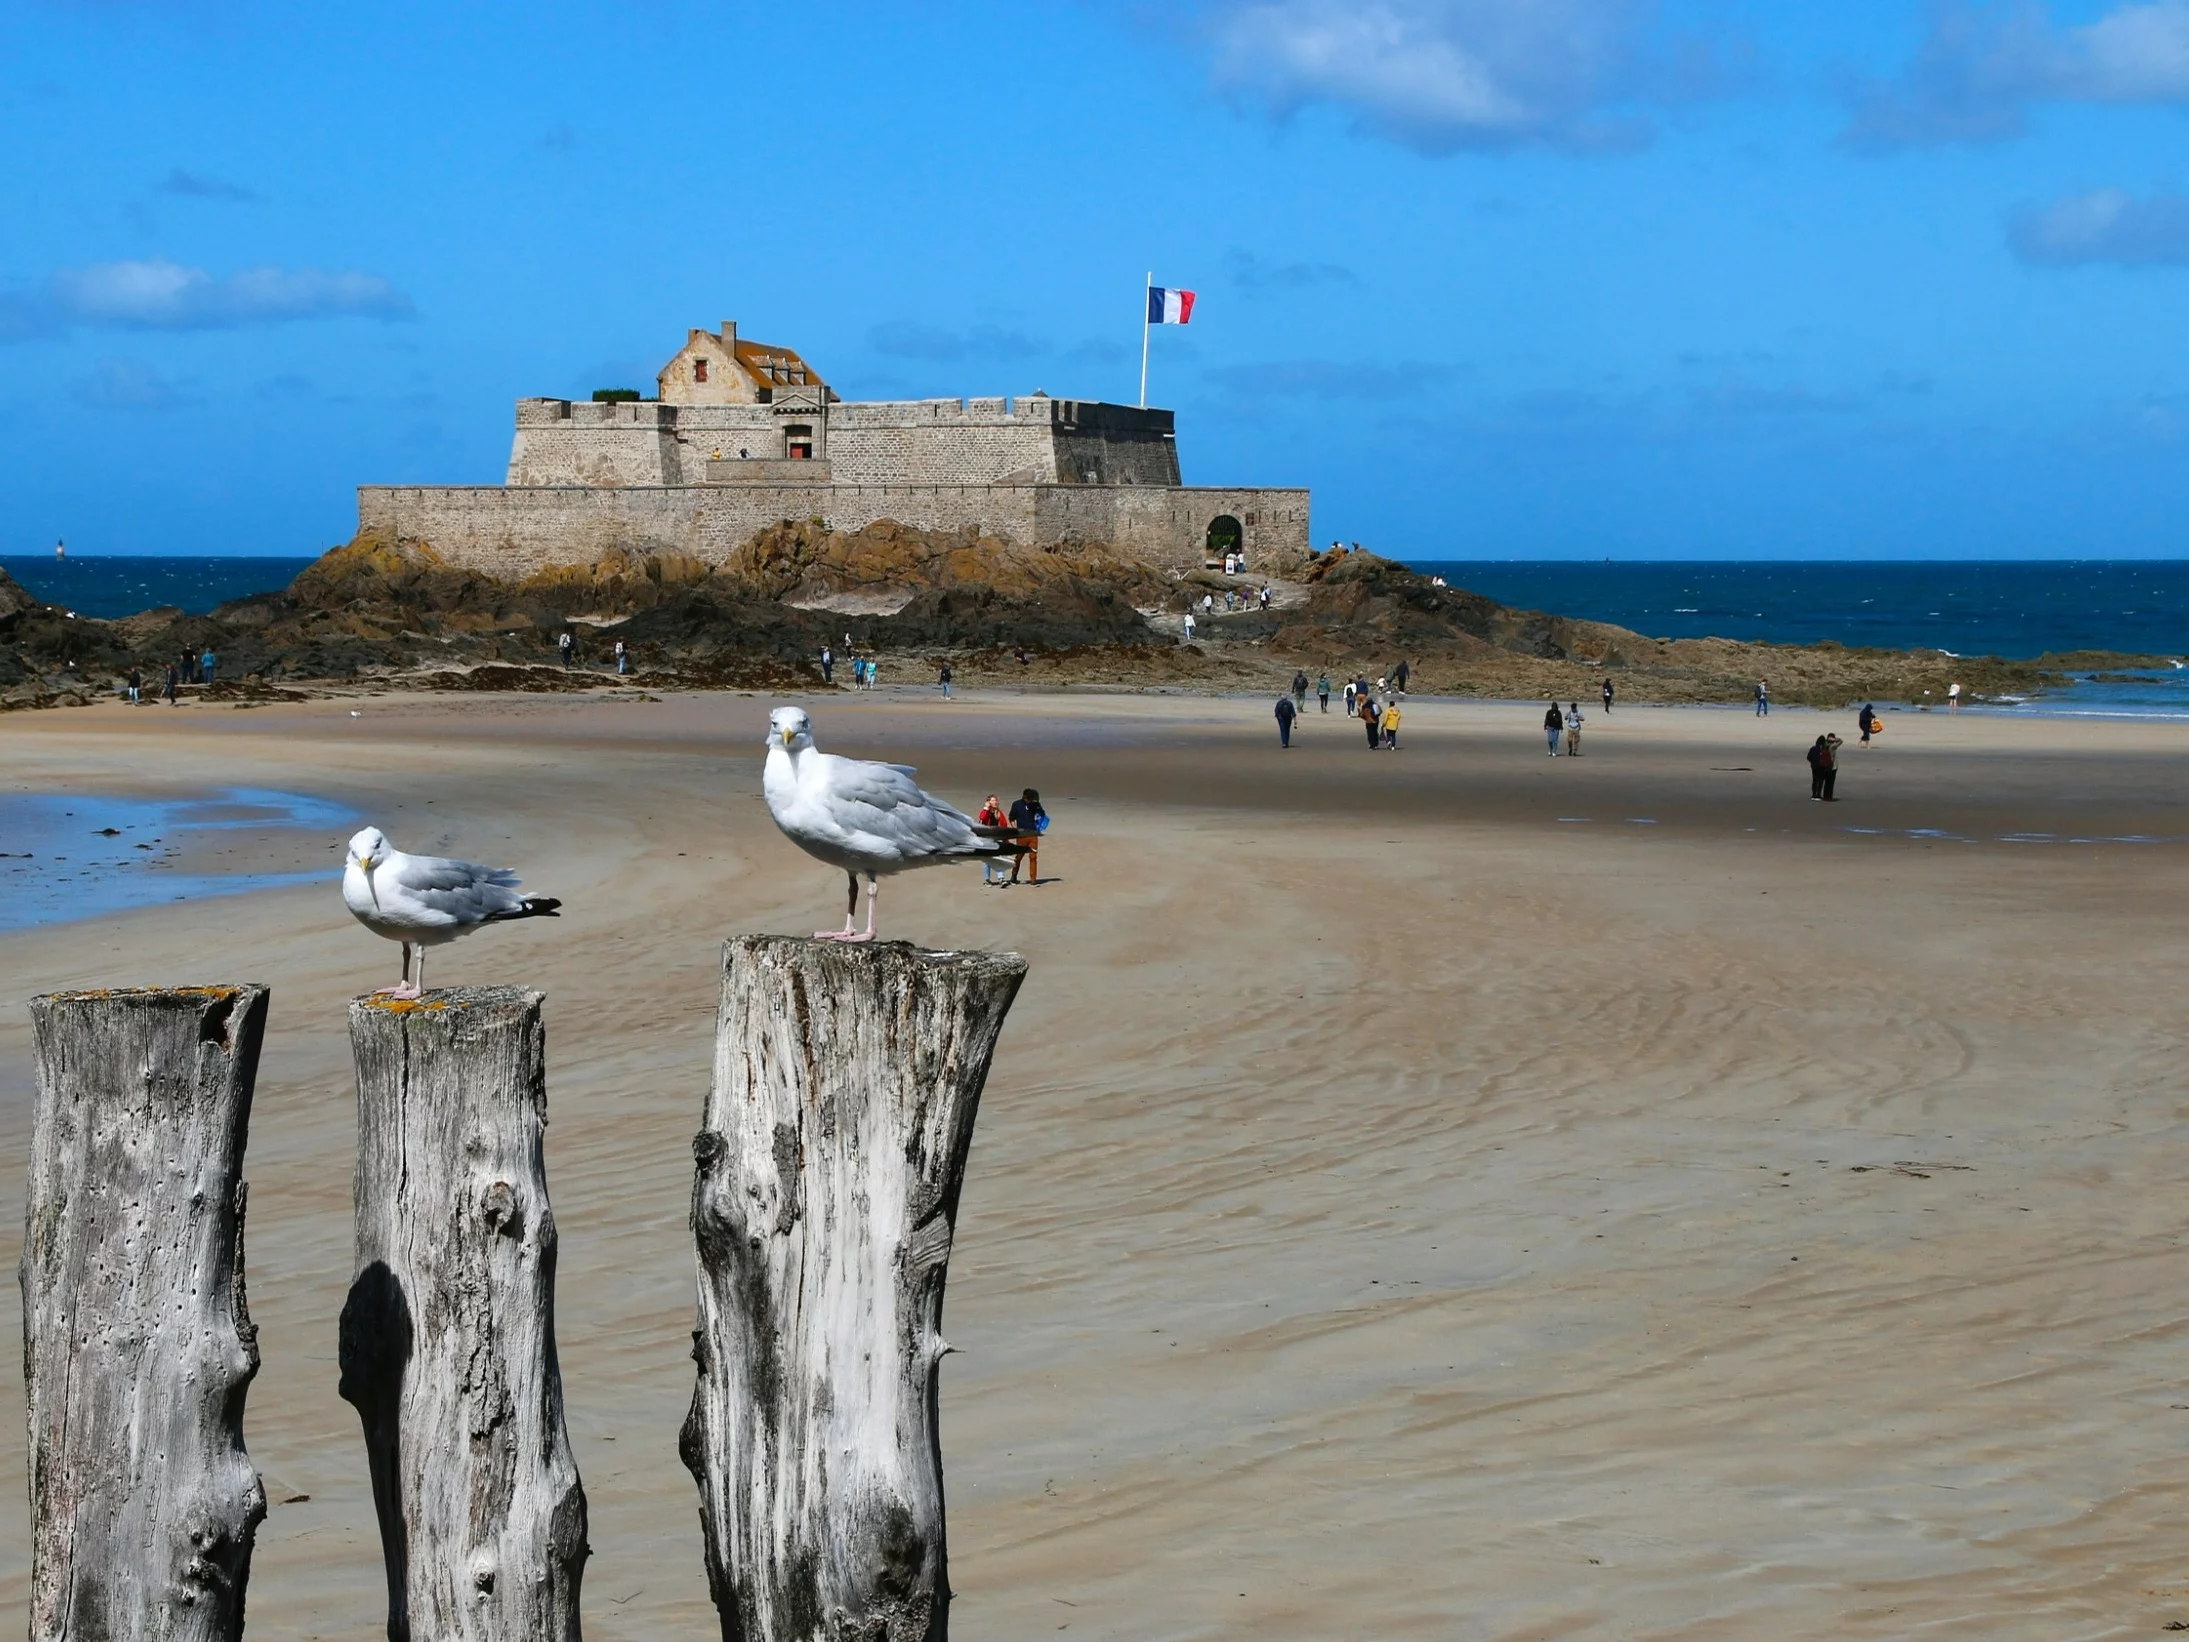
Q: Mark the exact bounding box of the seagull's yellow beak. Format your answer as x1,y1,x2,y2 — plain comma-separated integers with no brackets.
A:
779,726,795,745
352,854,371,871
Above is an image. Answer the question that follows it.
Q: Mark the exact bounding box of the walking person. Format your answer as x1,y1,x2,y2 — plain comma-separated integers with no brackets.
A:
977,794,1010,884
820,643,834,684
1292,670,1309,713
1316,673,1331,713
1342,677,1358,717
1755,679,1770,717
1005,788,1047,886
1601,676,1615,715
1858,703,1877,747
937,661,954,699
126,665,140,705
1565,700,1583,756
1392,659,1410,695
558,630,574,669
1948,681,1961,713
1544,700,1564,756
1360,692,1382,750
1182,611,1196,644
162,661,178,705
1275,693,1296,747
1380,697,1401,749
615,638,629,677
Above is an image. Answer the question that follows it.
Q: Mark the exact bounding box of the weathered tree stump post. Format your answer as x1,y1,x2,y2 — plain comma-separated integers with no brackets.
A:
21,985,270,1642
682,936,1028,1642
339,987,588,1642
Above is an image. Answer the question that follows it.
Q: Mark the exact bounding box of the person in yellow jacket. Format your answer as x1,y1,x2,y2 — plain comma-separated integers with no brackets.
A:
1380,699,1401,750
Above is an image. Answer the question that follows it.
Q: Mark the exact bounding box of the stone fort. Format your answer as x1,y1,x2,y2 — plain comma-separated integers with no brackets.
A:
358,321,1310,576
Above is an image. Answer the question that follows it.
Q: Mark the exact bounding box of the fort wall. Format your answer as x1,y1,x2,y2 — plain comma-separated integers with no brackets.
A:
357,481,1305,579
503,395,1181,490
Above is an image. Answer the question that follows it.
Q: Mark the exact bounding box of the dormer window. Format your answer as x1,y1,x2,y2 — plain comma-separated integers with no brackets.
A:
693,357,709,384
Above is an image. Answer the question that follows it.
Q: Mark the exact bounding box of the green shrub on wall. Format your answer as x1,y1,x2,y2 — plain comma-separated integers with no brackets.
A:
592,388,642,404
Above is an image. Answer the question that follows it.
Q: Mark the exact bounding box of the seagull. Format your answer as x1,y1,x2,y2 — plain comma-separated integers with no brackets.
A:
342,826,562,997
762,705,1000,941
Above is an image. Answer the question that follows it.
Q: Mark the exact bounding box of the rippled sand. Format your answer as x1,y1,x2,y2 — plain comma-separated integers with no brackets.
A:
1,690,2185,1640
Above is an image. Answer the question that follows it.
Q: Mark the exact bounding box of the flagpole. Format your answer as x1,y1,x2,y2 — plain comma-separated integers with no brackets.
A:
1139,271,1151,408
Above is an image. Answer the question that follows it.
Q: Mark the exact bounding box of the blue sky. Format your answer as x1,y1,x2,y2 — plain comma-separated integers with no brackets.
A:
5,0,2189,560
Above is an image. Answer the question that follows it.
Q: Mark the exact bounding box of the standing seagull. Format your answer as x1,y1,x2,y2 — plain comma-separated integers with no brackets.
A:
342,826,562,997
763,705,999,941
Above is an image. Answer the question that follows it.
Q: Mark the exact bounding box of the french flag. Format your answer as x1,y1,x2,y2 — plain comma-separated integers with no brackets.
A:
1147,285,1195,325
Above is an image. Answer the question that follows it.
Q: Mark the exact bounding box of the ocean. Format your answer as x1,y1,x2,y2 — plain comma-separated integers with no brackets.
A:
1,555,317,618
7,554,2189,715
1410,559,2189,718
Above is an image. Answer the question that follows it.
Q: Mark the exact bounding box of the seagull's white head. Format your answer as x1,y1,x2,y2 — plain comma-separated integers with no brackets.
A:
349,826,392,872
768,706,815,752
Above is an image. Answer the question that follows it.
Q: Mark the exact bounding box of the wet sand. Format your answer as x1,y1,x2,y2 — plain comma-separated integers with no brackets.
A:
2,690,2187,1640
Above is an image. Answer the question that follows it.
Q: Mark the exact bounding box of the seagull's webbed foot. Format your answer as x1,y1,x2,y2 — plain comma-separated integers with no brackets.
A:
372,981,424,1000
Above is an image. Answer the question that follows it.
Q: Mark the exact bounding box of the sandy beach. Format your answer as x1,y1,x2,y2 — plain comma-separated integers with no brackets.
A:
2,687,2186,1640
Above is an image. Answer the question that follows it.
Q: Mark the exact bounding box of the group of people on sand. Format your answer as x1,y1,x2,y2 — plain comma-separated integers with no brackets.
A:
975,789,1048,886
1272,664,1411,748
1543,700,1585,756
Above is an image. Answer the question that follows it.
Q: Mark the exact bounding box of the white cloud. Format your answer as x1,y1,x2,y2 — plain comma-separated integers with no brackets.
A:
1845,0,2189,150
2007,187,2189,264
45,259,413,329
1203,0,1705,153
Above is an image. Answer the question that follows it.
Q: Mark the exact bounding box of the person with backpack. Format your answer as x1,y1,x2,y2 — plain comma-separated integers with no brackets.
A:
1316,673,1331,713
1808,733,1843,800
1005,789,1047,886
1544,701,1565,756
1292,670,1310,713
1275,693,1297,747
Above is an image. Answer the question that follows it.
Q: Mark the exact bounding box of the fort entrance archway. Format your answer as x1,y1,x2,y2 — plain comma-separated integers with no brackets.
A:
1205,514,1242,564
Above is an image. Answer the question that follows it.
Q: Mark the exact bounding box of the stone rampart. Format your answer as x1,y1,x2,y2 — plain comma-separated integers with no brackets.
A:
503,394,1181,489
357,481,1305,579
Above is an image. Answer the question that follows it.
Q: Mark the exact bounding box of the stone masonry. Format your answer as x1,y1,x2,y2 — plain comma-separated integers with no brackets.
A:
359,323,1310,574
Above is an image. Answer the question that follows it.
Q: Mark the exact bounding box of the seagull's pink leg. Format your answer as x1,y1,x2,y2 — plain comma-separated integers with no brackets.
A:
817,870,864,940
838,875,879,944
372,942,423,999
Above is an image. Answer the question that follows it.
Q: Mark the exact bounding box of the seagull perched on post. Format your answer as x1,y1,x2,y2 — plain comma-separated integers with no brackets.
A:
762,705,1001,941
342,826,562,997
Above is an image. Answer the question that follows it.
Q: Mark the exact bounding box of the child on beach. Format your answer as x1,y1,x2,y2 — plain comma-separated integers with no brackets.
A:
1381,699,1401,749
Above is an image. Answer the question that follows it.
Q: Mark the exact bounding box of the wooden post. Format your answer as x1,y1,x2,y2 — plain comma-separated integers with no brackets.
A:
339,987,588,1642
21,985,270,1642
682,936,1028,1642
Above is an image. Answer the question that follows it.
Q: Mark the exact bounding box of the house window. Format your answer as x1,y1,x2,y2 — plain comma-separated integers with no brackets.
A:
693,357,709,384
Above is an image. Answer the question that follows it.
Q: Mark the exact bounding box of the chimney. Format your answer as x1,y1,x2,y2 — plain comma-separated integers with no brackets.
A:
720,320,737,349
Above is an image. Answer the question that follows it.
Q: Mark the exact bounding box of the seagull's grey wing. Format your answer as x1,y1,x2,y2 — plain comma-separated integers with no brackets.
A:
387,853,530,922
823,756,984,861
